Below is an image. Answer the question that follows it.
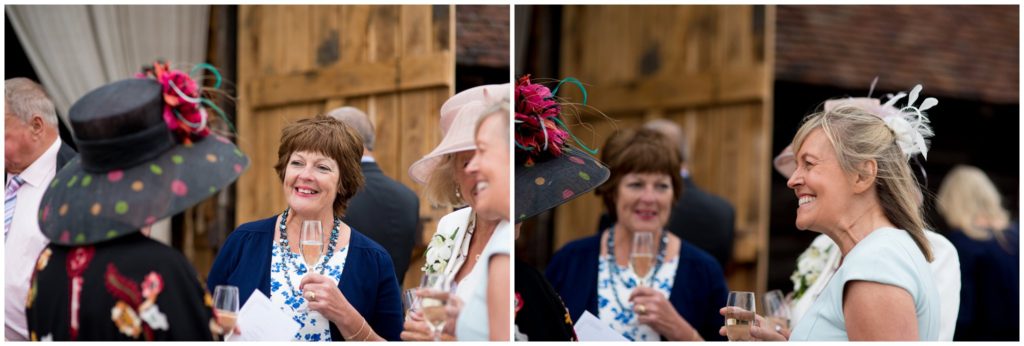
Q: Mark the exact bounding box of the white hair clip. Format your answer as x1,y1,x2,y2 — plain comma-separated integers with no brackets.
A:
880,84,937,160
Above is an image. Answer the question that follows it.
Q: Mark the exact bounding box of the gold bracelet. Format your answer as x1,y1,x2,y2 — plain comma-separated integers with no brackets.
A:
347,319,366,341
360,321,373,341
362,325,372,341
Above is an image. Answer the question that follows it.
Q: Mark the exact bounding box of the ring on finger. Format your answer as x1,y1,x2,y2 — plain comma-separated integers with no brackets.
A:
306,290,317,302
635,304,647,315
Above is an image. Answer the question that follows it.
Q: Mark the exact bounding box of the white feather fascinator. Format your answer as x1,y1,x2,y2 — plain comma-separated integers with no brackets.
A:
773,82,938,177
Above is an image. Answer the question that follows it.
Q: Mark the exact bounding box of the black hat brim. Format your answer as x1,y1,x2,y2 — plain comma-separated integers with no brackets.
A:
514,147,610,223
38,134,249,246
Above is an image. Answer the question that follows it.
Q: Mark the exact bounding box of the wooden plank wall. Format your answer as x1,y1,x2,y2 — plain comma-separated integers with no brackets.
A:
235,5,455,286
553,5,774,293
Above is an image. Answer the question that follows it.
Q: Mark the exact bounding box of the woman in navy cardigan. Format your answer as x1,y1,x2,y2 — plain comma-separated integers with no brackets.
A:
545,128,728,341
207,116,402,341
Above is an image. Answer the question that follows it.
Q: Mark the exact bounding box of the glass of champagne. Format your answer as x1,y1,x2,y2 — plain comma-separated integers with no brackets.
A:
725,291,756,341
403,288,420,321
418,273,451,341
300,220,324,311
630,232,655,287
213,285,239,341
763,289,791,334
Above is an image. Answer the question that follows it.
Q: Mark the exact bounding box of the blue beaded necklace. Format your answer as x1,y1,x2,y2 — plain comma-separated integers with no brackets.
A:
605,226,669,315
278,207,341,303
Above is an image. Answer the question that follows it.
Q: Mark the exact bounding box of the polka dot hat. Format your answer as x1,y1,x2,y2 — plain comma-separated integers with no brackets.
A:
38,78,249,246
515,146,610,223
514,75,610,223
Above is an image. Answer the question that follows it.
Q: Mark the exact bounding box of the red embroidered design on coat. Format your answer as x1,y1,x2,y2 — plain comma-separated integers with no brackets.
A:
515,292,523,316
105,264,142,306
65,246,95,340
105,264,168,340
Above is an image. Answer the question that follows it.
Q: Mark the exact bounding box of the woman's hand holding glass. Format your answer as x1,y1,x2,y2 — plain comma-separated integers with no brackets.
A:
299,273,375,340
628,286,701,341
763,290,792,336
717,291,789,341
630,232,655,288
400,286,457,341
717,308,790,341
723,291,756,341
413,273,461,341
211,285,242,341
298,220,324,314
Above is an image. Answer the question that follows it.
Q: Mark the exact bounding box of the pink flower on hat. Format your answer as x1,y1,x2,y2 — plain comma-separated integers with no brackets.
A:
515,75,569,159
516,75,560,119
139,61,210,143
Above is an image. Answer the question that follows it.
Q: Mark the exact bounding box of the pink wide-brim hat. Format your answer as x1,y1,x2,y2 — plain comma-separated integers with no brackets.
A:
408,83,511,184
773,97,902,178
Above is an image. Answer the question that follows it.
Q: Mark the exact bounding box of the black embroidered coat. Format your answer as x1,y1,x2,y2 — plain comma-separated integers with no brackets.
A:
26,233,214,341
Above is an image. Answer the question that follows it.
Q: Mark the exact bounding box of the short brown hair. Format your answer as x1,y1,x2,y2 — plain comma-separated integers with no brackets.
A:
595,127,683,220
274,115,365,216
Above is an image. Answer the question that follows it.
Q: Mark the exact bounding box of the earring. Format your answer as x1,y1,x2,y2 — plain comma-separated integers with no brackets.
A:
455,187,462,200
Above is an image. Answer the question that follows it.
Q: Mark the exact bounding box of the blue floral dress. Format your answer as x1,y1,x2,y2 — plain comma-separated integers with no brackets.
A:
269,242,349,341
596,255,679,341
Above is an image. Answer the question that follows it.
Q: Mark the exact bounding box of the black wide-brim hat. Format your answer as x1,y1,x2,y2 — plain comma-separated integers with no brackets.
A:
514,146,610,223
38,78,249,246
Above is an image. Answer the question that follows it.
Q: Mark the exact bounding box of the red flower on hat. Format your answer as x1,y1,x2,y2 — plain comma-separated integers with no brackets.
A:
138,61,210,143
515,75,569,159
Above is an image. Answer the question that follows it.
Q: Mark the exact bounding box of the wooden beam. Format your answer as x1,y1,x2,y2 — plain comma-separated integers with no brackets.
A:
756,3,777,299
575,63,767,114
399,51,455,91
250,52,452,109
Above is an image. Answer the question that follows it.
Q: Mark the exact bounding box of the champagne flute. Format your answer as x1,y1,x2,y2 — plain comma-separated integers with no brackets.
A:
300,220,324,312
725,291,756,341
763,289,791,334
418,273,451,341
213,285,240,341
300,220,325,271
403,288,420,320
630,232,655,287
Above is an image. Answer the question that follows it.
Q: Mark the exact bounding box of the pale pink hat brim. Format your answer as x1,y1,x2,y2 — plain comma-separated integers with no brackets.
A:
408,83,511,184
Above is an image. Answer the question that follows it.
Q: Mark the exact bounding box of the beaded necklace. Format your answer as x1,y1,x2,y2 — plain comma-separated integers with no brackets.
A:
278,208,341,303
605,226,669,314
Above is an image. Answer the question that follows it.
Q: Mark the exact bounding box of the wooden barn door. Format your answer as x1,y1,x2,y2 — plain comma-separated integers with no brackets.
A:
235,5,455,283
553,5,774,293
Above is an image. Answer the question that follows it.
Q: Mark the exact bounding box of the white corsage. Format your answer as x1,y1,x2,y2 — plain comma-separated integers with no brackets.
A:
422,227,459,274
881,84,937,159
789,241,835,300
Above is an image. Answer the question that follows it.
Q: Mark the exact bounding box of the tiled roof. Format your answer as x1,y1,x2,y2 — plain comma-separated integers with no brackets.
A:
776,5,1018,104
457,5,509,68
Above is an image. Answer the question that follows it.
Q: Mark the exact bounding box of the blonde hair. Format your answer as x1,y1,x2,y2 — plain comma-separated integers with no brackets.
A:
474,97,510,146
423,153,467,208
428,97,509,209
792,106,933,261
936,165,1011,247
